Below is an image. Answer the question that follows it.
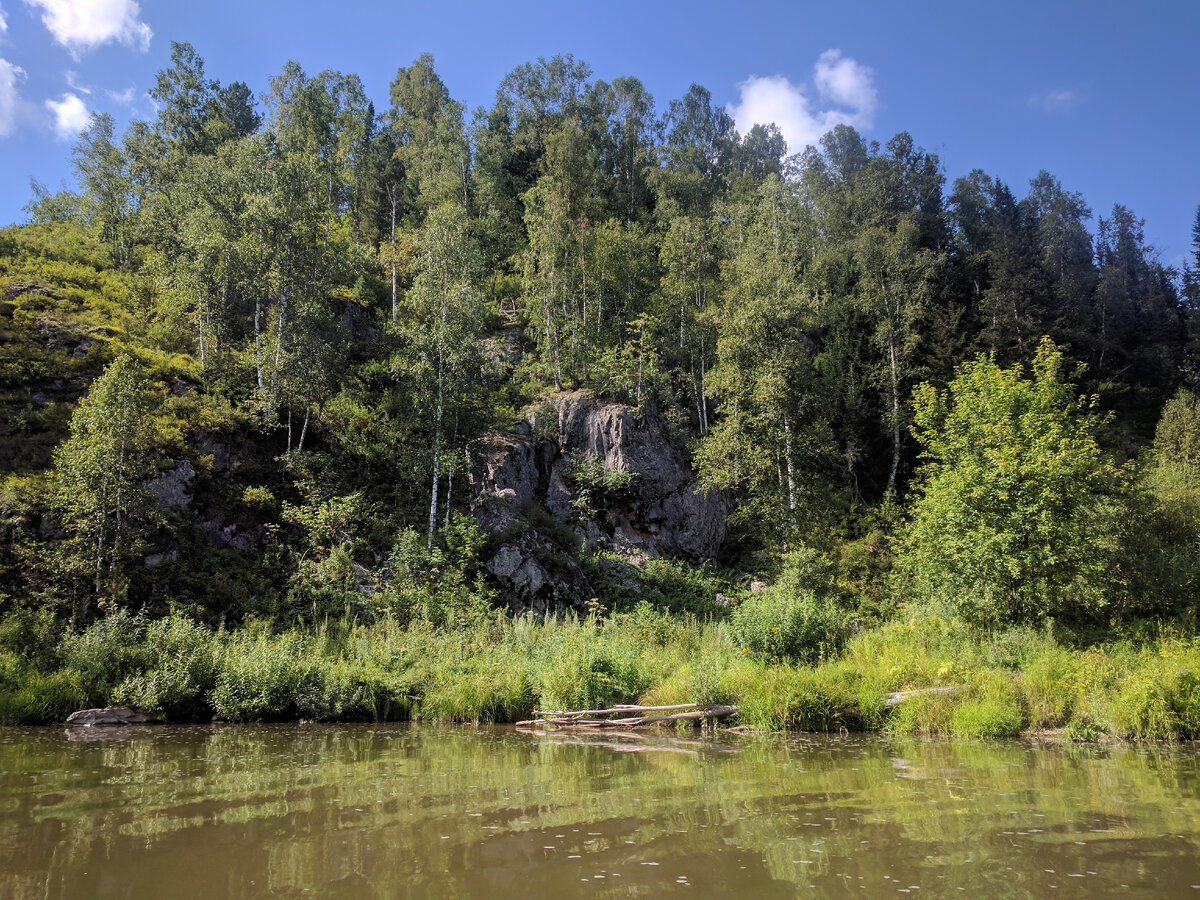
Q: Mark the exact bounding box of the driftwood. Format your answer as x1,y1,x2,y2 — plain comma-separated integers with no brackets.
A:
516,702,738,729
66,706,159,727
884,686,960,707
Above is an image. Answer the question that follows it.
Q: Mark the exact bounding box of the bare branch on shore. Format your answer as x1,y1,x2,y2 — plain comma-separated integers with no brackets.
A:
516,703,738,729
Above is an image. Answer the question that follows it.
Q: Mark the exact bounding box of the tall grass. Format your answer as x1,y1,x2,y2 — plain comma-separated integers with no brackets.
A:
2,602,1198,740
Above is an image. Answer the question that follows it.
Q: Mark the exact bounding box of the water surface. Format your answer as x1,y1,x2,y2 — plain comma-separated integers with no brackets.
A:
1,724,1198,898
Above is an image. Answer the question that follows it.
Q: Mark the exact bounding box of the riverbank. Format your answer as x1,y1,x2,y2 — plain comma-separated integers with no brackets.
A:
3,605,1197,741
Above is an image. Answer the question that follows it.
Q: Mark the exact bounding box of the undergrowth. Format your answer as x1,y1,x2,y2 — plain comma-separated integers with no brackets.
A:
2,603,1198,741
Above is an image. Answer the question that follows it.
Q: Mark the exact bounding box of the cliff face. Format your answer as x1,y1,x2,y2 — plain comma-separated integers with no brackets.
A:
470,391,730,612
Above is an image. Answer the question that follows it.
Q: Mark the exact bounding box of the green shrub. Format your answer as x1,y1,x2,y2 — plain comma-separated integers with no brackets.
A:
903,340,1125,627
210,632,321,721
1110,647,1200,739
295,662,407,722
886,690,958,735
1063,716,1109,742
59,608,149,701
729,589,848,664
0,606,62,671
534,620,657,712
419,654,532,723
1018,645,1080,728
0,669,87,724
636,558,732,617
562,450,637,517
111,615,220,719
950,698,1024,738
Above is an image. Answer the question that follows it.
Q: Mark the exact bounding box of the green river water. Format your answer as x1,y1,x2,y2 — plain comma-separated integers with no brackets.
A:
1,724,1198,898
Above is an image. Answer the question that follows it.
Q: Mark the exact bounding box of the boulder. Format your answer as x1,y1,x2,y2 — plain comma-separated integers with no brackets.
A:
66,707,159,727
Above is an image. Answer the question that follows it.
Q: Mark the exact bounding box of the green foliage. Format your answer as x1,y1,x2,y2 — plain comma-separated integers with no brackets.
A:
1062,717,1109,742
111,615,220,718
0,668,88,725
2,46,1200,743
562,450,637,517
535,617,658,712
635,557,732,616
1124,389,1200,617
904,339,1126,626
1108,641,1200,739
58,608,150,700
729,549,850,664
209,631,319,722
950,698,1024,738
52,354,168,614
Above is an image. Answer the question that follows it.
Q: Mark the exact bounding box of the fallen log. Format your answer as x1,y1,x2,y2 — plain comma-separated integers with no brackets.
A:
532,702,714,717
516,703,738,729
884,686,960,706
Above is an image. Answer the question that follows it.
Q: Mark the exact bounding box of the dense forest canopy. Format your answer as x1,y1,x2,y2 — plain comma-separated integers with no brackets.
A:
3,41,1200,635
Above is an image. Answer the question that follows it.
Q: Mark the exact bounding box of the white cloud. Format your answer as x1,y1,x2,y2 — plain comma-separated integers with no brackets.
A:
1030,89,1077,112
106,85,134,104
0,58,23,136
24,0,151,56
0,4,8,32
729,49,878,155
45,91,88,140
65,69,91,94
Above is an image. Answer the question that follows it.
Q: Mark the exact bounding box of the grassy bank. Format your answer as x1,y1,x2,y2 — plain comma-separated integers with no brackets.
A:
2,604,1198,741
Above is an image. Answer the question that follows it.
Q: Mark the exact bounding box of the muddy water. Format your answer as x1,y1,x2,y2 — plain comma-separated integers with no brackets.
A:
1,725,1199,898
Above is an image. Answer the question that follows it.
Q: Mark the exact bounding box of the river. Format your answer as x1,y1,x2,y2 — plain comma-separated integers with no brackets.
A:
1,725,1198,898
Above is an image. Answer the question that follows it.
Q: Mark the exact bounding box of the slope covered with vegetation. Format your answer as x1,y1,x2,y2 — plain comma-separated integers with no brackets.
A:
2,43,1199,735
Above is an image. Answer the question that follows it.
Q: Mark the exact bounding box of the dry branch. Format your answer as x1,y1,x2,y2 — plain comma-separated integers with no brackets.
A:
532,702,713,717
516,703,738,729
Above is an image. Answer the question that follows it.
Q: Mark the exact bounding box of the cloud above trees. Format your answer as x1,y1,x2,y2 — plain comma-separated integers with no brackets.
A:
45,91,88,139
23,0,151,56
0,58,23,136
729,50,877,154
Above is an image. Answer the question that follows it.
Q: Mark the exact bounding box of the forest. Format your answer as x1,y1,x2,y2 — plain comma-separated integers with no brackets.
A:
1,43,1199,737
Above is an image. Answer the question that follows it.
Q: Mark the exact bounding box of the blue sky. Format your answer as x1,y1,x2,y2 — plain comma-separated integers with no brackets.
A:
1,0,1197,265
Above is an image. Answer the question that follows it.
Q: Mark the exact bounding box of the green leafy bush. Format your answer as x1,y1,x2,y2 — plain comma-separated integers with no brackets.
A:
111,615,220,718
903,339,1126,627
59,608,150,701
729,589,848,665
950,698,1024,738
210,632,321,721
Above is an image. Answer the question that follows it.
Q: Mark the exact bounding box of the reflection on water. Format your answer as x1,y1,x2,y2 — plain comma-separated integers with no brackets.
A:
1,724,1199,898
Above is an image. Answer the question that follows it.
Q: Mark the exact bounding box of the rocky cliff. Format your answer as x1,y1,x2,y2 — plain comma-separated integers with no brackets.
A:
470,391,730,612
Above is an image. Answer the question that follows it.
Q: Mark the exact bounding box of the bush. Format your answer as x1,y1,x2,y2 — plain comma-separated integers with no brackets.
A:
735,664,876,732
903,339,1126,627
1110,645,1200,739
635,558,733,617
886,690,958,735
210,632,322,721
729,589,848,664
59,608,149,701
0,606,62,671
534,619,658,712
1018,645,1079,728
950,698,1024,738
1062,716,1108,742
295,662,406,722
111,615,220,719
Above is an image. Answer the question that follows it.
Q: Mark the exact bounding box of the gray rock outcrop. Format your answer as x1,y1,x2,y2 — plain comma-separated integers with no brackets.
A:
148,459,196,510
470,391,730,612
